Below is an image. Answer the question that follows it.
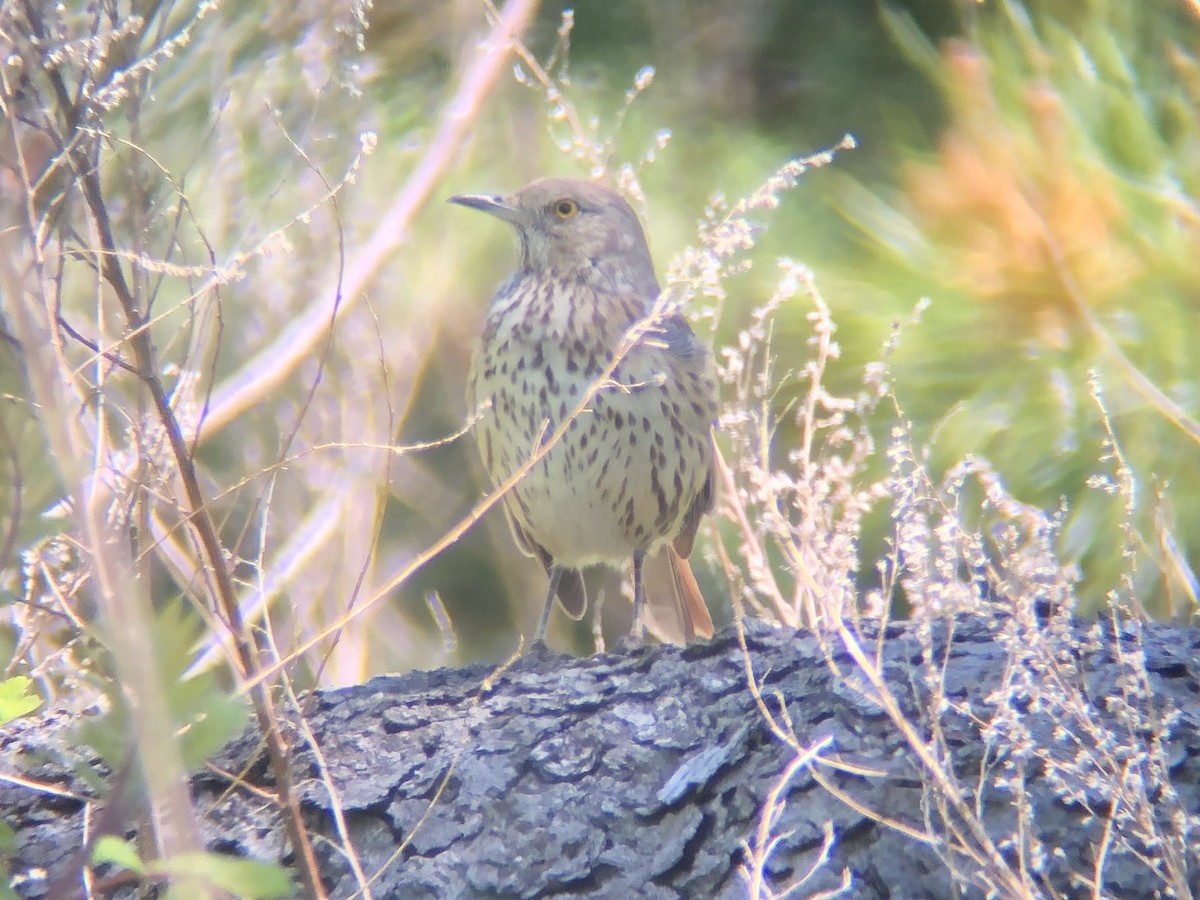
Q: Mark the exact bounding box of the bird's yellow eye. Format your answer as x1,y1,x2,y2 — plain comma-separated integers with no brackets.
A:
552,198,579,220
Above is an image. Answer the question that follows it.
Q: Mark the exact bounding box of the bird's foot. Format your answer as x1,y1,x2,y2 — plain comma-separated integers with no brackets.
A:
613,622,647,655
524,637,560,661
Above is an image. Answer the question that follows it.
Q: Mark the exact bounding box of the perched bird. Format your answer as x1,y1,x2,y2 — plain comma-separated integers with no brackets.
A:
452,178,717,645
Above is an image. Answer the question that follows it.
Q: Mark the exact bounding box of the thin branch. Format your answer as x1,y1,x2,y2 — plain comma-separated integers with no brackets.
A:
197,0,543,440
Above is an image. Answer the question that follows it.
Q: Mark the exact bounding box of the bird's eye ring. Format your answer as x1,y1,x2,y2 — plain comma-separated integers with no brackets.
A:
552,198,579,220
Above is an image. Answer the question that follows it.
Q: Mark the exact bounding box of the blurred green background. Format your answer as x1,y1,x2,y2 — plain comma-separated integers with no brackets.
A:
405,0,1200,657
3,0,1198,685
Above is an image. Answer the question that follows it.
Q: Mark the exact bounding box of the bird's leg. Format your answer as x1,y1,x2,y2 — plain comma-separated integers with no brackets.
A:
534,565,564,645
629,550,646,647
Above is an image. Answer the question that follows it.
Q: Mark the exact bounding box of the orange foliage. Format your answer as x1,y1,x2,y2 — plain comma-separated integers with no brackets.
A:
904,43,1140,346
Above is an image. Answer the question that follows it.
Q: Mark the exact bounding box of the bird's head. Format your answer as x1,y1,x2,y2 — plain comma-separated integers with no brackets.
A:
450,178,658,293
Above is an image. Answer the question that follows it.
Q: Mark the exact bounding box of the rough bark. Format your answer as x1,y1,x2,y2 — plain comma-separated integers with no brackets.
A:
3,617,1198,898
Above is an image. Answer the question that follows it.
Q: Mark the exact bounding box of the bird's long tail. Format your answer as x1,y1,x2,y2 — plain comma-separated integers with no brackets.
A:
641,547,715,644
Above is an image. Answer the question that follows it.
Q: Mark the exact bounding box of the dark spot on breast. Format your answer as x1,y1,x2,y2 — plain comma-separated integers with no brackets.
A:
650,468,668,526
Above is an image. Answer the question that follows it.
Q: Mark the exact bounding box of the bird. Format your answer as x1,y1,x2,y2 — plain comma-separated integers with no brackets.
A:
451,177,717,646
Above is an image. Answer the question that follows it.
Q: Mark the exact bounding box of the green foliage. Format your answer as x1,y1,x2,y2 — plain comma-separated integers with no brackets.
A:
0,676,40,724
836,0,1200,615
77,601,247,774
92,836,147,875
0,820,19,900
92,837,293,899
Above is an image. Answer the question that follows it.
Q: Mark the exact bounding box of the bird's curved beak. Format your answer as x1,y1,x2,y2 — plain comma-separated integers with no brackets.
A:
448,192,527,226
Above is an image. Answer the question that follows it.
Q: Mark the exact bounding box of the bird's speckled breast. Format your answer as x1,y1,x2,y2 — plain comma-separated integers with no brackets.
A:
468,273,715,567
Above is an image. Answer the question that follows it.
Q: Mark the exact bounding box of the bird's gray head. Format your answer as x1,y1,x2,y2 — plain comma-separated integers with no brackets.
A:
449,178,658,293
